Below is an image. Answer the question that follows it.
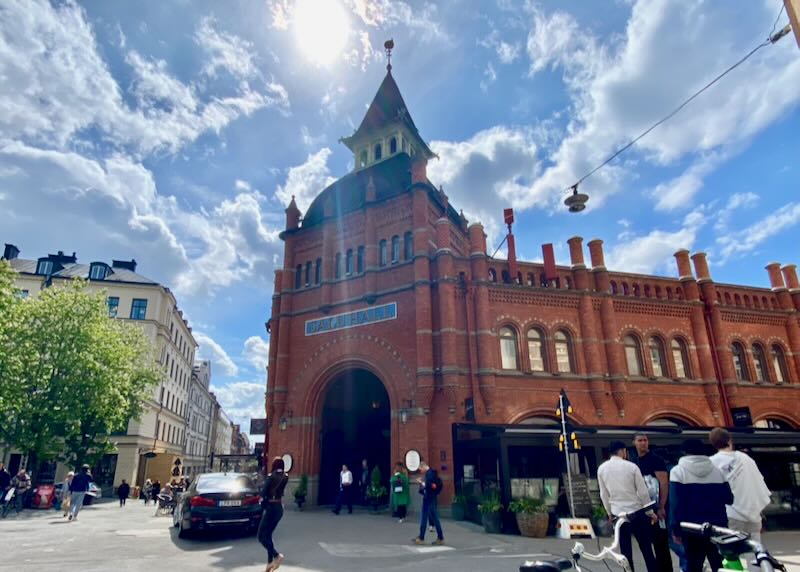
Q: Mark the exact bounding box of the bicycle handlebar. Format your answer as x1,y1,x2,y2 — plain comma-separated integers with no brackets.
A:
679,522,785,572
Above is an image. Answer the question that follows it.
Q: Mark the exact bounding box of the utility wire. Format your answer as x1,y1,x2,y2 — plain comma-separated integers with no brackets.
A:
769,3,787,39
564,10,791,194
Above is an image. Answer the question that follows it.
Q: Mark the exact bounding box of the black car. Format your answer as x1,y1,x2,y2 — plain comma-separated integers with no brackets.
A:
173,472,262,538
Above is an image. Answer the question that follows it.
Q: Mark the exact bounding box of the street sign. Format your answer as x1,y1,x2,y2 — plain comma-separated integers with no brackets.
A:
250,418,268,435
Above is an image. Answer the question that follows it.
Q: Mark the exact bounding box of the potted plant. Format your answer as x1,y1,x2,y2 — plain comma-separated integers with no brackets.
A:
478,489,503,533
365,466,387,511
293,474,308,511
592,505,613,537
451,493,467,521
508,497,549,538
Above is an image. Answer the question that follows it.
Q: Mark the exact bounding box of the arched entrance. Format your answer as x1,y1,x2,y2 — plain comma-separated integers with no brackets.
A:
318,368,390,505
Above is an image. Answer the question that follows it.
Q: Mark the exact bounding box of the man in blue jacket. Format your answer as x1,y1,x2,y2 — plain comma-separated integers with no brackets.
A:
68,464,93,521
669,439,733,572
412,461,444,546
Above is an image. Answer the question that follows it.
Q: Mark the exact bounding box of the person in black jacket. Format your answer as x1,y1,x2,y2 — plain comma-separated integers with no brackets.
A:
412,461,444,545
68,465,93,521
258,457,289,572
117,480,130,507
669,439,733,572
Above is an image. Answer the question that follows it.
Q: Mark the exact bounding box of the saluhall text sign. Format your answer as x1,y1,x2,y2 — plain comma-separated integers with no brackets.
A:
304,302,397,336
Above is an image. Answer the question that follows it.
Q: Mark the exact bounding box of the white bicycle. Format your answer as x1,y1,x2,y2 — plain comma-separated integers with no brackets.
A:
571,502,657,572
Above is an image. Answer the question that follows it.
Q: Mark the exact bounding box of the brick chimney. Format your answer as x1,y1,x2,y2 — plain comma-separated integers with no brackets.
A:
112,259,137,272
587,239,605,269
674,250,693,279
567,236,585,268
766,262,785,290
782,264,799,291
691,252,711,282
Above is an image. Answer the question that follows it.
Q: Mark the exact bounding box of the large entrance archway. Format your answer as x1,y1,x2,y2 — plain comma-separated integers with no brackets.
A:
318,369,390,505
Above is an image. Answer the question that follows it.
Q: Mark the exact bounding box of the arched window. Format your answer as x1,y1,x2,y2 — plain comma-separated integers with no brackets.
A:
488,268,497,282
771,344,789,383
743,295,751,308
622,283,630,296
675,287,683,300
356,246,364,274
624,335,643,376
648,337,667,377
305,261,312,287
379,240,387,267
753,297,761,309
655,286,662,299
501,270,511,284
554,330,574,373
666,287,673,300
610,281,618,294
752,344,769,382
315,258,322,285
755,418,793,429
335,253,342,279
644,285,652,298
734,294,742,307
527,273,534,286
389,137,397,154
359,150,368,168
374,143,382,161
517,272,523,285
724,292,732,305
404,231,413,260
732,342,749,381
345,249,353,275
633,283,640,296
499,327,518,370
391,235,400,263
671,338,690,379
295,264,302,289
527,328,546,372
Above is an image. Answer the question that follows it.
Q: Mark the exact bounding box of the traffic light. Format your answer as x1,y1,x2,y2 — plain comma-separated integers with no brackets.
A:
556,389,573,417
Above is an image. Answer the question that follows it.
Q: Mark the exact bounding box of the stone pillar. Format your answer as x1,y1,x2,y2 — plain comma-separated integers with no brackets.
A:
413,188,435,412
435,217,459,412
469,223,495,415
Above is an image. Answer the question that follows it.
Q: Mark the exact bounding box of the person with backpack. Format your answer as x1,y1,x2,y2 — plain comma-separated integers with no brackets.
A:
412,461,444,546
709,427,771,543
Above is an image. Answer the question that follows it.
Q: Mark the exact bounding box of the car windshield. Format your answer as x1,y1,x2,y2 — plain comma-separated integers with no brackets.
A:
196,474,256,493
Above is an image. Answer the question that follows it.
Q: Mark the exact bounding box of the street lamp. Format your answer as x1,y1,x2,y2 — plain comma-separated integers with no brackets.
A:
564,185,589,213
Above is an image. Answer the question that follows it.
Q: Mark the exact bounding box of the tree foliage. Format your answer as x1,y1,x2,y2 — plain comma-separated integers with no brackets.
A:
0,261,161,471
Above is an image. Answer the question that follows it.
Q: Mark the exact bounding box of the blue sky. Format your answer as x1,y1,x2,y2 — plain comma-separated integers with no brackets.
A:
1,0,799,439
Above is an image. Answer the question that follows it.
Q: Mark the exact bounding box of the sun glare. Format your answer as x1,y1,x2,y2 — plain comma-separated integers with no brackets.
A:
293,0,351,66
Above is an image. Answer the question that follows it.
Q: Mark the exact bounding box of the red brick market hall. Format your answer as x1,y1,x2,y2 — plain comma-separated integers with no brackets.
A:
265,59,800,527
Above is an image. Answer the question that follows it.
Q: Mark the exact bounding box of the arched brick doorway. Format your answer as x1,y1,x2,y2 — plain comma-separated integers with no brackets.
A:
318,368,391,505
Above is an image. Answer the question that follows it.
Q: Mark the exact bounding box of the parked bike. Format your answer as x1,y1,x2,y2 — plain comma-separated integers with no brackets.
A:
679,522,785,572
1,487,19,518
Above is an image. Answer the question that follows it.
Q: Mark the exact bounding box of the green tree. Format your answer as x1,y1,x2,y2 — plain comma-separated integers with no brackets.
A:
0,264,160,476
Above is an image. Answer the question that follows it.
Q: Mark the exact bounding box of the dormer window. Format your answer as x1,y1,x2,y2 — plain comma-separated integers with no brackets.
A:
359,150,368,168
89,263,109,280
389,137,397,154
36,260,53,275
374,143,382,161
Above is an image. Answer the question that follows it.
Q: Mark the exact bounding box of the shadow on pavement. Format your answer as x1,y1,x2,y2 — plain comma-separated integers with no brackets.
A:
168,526,266,570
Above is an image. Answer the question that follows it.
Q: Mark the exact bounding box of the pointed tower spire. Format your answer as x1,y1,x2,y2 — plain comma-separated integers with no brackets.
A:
341,40,436,172
285,195,301,230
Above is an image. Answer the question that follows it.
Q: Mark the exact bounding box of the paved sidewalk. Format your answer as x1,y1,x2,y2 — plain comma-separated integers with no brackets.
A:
1,500,798,572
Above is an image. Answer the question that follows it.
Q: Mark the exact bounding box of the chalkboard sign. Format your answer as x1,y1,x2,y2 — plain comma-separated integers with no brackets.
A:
564,473,593,517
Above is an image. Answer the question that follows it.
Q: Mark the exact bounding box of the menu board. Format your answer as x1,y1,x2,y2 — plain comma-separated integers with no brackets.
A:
564,473,593,517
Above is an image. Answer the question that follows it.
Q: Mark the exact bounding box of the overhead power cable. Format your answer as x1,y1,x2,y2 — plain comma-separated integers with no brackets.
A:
563,9,793,196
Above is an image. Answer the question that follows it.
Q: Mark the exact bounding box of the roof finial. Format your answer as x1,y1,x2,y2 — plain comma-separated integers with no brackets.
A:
384,38,394,73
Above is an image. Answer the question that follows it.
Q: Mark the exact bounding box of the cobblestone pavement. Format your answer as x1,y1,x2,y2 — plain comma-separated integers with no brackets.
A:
2,500,799,572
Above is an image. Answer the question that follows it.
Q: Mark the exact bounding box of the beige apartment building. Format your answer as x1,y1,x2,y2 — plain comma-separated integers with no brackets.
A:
2,244,197,491
185,360,214,477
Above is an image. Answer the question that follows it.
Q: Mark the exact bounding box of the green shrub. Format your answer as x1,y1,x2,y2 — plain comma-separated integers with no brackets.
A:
478,489,503,513
508,497,547,514
294,474,308,498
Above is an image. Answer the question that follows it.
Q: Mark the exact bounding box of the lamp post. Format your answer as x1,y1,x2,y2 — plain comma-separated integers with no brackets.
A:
556,388,578,518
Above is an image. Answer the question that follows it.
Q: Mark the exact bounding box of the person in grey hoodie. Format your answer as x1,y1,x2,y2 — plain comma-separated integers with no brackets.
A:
669,439,733,572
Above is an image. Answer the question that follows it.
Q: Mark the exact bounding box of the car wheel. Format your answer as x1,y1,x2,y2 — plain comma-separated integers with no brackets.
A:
172,508,180,528
178,518,190,539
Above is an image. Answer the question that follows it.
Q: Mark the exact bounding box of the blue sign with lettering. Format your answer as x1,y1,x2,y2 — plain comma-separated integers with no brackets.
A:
305,302,397,336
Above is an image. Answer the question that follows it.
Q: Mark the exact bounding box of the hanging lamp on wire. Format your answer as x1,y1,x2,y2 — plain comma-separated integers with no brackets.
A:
564,184,589,213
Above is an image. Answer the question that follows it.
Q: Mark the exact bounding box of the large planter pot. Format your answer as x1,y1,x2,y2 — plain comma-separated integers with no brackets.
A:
451,503,466,521
515,512,549,538
482,512,503,534
593,517,613,537
294,496,306,511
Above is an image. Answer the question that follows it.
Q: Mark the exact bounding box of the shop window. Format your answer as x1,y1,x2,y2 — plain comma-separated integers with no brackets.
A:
649,337,667,377
379,240,387,267
671,338,690,379
357,246,365,274
624,334,643,376
527,328,546,372
404,231,413,260
732,342,749,381
346,249,353,275
335,253,342,279
752,344,769,382
554,330,574,373
499,327,518,370
391,235,400,263
771,344,789,383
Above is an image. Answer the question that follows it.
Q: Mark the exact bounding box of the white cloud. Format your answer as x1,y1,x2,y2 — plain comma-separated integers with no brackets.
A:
195,332,239,377
275,148,336,212
345,0,451,44
480,62,497,93
606,211,706,275
649,153,724,211
479,29,521,64
301,126,326,148
716,202,800,263
243,336,269,372
713,191,760,233
195,16,258,80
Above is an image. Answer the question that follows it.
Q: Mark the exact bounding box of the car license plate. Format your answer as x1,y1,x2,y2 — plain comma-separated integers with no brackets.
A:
218,500,241,507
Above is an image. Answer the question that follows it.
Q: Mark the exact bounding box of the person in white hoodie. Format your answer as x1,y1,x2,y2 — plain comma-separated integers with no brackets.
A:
708,427,771,543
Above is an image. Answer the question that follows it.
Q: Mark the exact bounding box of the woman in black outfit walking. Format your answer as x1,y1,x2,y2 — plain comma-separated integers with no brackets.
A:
258,457,289,572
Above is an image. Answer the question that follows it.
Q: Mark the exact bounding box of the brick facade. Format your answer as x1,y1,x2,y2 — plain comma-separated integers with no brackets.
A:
264,70,800,504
